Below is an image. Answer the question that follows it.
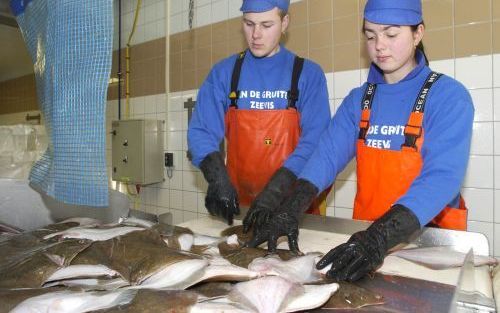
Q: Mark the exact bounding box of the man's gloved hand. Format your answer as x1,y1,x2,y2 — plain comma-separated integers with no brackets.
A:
242,167,297,234
199,151,240,225
316,204,421,282
246,178,318,254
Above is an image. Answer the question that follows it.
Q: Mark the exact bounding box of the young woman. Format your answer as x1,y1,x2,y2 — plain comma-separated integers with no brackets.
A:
188,0,331,225
247,0,474,282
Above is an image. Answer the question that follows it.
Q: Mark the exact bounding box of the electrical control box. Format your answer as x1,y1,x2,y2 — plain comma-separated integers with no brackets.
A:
111,119,164,185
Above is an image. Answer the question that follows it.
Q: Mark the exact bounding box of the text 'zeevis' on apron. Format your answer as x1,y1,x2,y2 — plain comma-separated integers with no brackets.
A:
353,71,467,231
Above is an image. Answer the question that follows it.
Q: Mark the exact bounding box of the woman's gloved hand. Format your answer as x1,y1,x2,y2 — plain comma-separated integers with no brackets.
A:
245,178,318,254
199,152,240,225
316,204,421,282
242,167,297,234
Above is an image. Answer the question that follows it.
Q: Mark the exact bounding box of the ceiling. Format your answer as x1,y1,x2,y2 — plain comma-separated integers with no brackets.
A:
0,0,34,82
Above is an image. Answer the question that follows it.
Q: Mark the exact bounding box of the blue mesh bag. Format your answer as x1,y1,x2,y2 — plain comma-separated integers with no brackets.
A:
11,0,113,206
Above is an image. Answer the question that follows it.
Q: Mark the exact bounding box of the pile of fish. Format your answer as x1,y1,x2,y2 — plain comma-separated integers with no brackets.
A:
0,217,387,312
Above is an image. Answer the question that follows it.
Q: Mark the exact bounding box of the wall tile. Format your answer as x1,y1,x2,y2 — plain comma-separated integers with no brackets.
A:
493,88,500,122
494,224,500,257
424,28,454,61
495,189,500,224
168,168,183,190
157,188,170,208
456,55,493,89
333,180,356,208
463,155,494,188
335,207,353,219
170,189,183,209
334,70,361,99
309,0,333,23
470,89,493,122
337,159,357,181
182,171,198,192
182,191,198,212
470,122,494,155
309,47,333,73
455,23,492,58
494,55,500,88
333,15,359,45
495,122,500,155
212,0,229,24
195,4,212,28
183,211,198,222
467,221,494,255
423,0,453,30
309,21,333,50
463,188,494,222
286,25,308,54
494,22,500,54
455,0,491,25
289,0,308,26
333,0,358,18
171,208,184,224
198,192,207,214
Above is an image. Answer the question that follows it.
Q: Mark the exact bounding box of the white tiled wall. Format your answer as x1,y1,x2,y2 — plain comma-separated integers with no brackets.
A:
169,0,303,35
113,0,166,49
108,0,500,257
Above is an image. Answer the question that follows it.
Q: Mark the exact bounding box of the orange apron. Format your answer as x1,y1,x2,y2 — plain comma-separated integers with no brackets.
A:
224,51,330,211
353,72,467,230
225,107,301,206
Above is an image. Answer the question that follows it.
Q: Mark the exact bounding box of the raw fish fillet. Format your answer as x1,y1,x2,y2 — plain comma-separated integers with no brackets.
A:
390,246,498,269
248,253,322,283
229,276,304,313
10,289,136,313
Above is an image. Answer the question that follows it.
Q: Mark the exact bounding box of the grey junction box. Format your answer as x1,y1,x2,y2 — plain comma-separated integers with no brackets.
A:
111,119,164,185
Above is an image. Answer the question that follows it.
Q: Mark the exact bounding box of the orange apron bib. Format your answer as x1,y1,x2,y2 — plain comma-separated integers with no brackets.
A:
225,107,301,206
353,72,467,230
224,51,330,211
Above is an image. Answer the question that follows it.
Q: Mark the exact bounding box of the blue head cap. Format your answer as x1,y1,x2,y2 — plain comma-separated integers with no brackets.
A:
240,0,290,13
364,0,422,26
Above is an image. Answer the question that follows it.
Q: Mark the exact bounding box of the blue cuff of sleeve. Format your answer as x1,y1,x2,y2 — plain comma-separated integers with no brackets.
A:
10,0,34,16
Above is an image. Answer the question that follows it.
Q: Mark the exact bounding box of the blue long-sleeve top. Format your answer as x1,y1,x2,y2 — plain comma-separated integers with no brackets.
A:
299,51,474,225
188,46,331,176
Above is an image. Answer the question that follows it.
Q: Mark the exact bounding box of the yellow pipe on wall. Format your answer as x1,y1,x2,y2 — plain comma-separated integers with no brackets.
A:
125,0,142,119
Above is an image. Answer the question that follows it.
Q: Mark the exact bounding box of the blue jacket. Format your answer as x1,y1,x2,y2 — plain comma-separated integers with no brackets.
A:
188,46,331,176
300,51,474,225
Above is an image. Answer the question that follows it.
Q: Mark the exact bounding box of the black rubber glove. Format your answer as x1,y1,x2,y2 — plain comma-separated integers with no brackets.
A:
246,178,318,254
316,204,421,282
199,152,240,225
242,167,297,234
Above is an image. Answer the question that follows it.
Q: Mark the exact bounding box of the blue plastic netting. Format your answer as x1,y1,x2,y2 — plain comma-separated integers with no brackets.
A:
11,0,113,206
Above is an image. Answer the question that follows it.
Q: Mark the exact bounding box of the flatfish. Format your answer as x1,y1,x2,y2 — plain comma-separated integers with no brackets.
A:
318,281,385,309
0,238,91,288
390,246,498,270
189,281,233,300
248,253,323,283
10,289,136,313
71,228,208,288
0,287,66,312
229,276,304,313
89,289,199,313
218,241,297,268
43,225,145,241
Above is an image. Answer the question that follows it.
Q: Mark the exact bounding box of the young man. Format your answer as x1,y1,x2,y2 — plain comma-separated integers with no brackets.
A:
188,0,331,225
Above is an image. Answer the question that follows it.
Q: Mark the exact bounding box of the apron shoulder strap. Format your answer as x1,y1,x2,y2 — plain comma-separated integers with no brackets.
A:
358,83,377,140
402,71,443,150
229,51,246,108
287,56,305,109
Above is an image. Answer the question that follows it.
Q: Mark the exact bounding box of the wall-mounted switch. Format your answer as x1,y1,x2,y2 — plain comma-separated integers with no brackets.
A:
165,152,174,167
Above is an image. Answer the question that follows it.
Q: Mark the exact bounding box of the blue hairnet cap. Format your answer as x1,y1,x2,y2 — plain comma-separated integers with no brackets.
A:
364,0,422,26
240,0,290,13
